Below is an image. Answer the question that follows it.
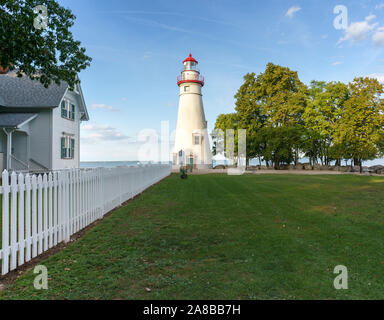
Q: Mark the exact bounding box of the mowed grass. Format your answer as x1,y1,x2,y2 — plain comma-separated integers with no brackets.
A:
1,173,384,300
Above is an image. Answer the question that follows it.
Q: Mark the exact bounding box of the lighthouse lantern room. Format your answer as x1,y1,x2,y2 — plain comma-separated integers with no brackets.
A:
173,53,212,169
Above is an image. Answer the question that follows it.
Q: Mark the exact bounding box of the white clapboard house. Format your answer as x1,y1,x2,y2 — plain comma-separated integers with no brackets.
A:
0,71,89,172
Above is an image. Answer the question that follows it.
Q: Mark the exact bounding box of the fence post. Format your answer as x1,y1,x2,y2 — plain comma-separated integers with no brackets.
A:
31,174,38,258
25,173,31,262
10,172,18,271
65,171,71,243
18,173,25,266
119,168,122,205
43,173,48,251
37,174,43,254
98,168,102,219
48,172,53,249
101,168,105,215
1,170,10,275
53,172,58,246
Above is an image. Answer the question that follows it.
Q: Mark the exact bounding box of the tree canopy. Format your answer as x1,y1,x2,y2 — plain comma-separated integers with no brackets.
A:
0,0,91,88
334,77,384,169
214,63,384,171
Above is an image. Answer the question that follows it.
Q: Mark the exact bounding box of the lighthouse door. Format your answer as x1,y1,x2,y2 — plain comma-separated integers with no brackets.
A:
189,156,194,172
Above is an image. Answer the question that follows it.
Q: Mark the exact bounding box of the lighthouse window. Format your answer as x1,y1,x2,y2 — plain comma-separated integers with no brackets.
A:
184,86,190,92
193,134,200,145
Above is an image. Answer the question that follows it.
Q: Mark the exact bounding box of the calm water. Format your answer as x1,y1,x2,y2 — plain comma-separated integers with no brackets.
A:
80,161,172,168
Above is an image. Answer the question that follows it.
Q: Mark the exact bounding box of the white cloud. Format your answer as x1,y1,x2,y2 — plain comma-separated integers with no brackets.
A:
376,3,384,10
373,27,384,46
332,61,343,66
338,15,378,44
91,103,119,112
365,14,376,22
367,73,384,83
81,123,131,142
285,6,301,18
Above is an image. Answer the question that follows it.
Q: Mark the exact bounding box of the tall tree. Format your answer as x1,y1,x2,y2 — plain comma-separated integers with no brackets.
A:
335,77,384,173
234,72,266,165
248,63,308,167
0,0,91,88
303,81,350,166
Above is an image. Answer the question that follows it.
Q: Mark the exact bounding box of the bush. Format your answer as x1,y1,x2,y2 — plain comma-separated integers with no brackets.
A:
180,167,188,179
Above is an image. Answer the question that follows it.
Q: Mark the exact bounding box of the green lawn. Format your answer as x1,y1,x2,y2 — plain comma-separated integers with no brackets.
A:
1,173,384,299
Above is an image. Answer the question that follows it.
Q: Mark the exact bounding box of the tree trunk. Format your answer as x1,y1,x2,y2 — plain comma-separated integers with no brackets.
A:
274,156,279,170
359,158,363,174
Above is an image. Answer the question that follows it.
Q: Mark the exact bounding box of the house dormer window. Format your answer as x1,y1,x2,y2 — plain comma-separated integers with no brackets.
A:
61,100,75,120
61,136,75,159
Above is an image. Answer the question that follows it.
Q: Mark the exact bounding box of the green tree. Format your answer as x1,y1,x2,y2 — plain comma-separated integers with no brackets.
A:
218,63,308,168
303,81,350,166
335,77,384,173
246,63,308,168
0,0,91,88
254,63,308,127
259,125,305,169
234,72,266,165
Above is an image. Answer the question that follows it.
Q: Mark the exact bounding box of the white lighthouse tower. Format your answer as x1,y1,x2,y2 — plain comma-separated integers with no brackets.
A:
173,53,212,170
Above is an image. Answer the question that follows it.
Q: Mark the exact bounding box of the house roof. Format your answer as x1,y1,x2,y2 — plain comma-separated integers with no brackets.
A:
0,71,89,121
0,72,68,108
0,113,38,128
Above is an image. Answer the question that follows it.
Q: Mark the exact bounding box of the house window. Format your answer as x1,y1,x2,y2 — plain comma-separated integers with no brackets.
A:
193,134,200,145
184,86,190,92
61,100,75,120
61,136,75,159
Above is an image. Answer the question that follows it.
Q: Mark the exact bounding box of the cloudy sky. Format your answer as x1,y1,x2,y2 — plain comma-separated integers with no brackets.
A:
60,0,384,161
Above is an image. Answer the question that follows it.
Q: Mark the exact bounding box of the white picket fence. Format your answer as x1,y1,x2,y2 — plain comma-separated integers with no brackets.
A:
0,164,171,276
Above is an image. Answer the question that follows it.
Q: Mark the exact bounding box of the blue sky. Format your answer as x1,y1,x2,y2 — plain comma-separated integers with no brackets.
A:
60,0,384,161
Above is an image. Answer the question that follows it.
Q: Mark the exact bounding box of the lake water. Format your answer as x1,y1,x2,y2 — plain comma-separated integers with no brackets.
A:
80,161,172,168
81,161,146,168
81,158,384,168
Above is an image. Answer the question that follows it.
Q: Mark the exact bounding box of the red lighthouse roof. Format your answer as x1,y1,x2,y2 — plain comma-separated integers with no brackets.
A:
183,53,198,64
